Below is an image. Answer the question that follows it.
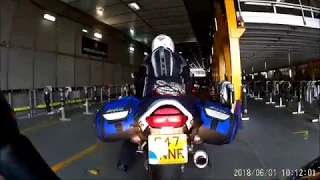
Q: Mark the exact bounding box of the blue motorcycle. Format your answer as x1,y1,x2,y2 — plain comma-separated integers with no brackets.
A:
95,82,240,180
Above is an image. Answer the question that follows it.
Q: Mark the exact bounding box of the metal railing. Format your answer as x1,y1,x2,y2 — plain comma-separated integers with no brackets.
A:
240,0,320,19
5,84,132,118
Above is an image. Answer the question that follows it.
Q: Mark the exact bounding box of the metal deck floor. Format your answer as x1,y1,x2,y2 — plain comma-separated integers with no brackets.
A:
19,99,320,180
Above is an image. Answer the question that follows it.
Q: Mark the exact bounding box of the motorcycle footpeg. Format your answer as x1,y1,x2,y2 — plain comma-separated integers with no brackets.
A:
136,142,146,154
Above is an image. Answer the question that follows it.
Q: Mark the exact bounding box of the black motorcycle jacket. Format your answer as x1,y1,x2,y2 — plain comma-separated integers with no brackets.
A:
137,47,191,97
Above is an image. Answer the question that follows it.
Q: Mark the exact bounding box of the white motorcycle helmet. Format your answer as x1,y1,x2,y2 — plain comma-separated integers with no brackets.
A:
151,34,175,52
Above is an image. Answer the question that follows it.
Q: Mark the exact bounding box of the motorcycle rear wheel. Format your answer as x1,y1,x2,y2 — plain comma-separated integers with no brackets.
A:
150,165,183,180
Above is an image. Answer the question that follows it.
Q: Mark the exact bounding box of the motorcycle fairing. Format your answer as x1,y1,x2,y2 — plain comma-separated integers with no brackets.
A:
199,100,232,135
96,96,140,139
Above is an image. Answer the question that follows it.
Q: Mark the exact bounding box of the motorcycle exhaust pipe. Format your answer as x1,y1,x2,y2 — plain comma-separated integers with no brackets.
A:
193,150,208,169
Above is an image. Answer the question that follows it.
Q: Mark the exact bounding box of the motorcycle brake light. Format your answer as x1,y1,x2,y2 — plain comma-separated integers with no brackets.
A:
146,114,188,128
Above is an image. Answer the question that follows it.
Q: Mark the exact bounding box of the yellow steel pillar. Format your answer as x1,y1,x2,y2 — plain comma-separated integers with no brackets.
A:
218,52,225,81
223,44,232,81
213,0,245,101
213,41,225,81
224,0,245,100
213,2,227,82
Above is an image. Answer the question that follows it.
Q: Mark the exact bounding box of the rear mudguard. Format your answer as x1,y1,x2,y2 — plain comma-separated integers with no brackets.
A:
197,100,239,145
95,96,140,142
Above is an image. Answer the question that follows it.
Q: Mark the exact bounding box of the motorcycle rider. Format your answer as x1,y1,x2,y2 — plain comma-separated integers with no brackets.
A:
117,34,195,172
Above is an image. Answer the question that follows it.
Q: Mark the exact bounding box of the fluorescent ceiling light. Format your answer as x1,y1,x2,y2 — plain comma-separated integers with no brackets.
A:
94,32,102,39
82,29,88,33
43,14,56,22
214,18,218,31
128,2,140,10
96,7,104,16
129,47,135,52
144,52,148,56
244,2,272,6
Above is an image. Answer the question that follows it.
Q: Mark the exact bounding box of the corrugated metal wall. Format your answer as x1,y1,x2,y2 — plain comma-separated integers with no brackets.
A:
0,0,141,90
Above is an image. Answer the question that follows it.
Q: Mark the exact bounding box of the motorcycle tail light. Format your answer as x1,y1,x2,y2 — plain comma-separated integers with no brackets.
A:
146,114,188,128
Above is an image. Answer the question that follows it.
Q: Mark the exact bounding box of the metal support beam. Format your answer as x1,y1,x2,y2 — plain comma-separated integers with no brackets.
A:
213,2,227,82
223,44,232,81
218,52,225,81
212,0,245,101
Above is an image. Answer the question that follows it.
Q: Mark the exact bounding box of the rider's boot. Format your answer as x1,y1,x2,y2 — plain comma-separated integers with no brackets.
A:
117,139,138,172
117,162,129,172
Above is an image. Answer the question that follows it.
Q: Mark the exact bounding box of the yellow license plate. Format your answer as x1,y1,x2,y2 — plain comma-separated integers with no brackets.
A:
148,134,188,165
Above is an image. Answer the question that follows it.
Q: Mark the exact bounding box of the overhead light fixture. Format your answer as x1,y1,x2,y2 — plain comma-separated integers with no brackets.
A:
129,47,135,53
96,7,104,16
94,32,102,39
130,28,135,35
214,18,218,31
179,52,182,54
128,2,140,11
82,29,88,33
144,52,148,56
43,14,56,22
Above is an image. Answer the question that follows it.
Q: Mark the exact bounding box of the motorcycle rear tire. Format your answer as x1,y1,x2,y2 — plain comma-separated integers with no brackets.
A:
150,165,183,180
